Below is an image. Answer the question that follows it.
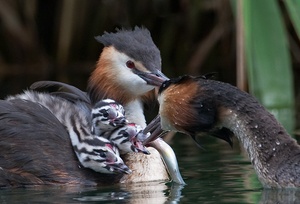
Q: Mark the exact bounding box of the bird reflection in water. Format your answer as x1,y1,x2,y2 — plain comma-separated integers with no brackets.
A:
73,182,185,203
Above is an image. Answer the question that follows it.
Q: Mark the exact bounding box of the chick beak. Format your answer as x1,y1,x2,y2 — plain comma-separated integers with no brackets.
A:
133,140,150,155
133,133,150,154
108,162,132,175
136,70,169,87
142,115,167,145
110,116,128,127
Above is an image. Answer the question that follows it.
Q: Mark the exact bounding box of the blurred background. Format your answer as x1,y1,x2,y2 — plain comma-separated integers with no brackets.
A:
0,0,299,134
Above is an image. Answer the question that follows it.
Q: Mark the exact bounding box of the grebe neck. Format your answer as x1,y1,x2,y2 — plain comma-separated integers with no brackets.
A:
123,99,146,128
217,90,300,188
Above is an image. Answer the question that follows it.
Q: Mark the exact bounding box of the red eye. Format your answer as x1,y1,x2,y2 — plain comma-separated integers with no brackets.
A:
126,60,135,69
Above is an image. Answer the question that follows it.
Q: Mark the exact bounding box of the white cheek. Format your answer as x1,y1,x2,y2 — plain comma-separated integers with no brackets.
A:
158,94,162,104
111,51,154,95
158,94,165,112
116,68,154,95
158,97,176,131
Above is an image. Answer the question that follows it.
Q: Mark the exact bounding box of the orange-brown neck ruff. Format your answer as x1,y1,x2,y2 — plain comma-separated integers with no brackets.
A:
159,80,200,134
88,48,130,104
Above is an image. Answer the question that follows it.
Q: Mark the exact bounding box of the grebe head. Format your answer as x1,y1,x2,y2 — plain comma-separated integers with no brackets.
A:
144,75,233,147
88,27,168,105
108,123,150,155
75,136,132,175
91,99,127,135
90,99,149,155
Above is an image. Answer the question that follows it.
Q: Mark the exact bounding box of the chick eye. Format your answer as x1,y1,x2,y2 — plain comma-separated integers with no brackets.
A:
126,60,135,69
99,109,109,117
94,149,107,157
99,152,107,157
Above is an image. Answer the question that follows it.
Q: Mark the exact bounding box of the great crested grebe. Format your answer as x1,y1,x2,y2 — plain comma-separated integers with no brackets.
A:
145,75,300,188
32,80,185,184
0,27,185,187
86,27,184,184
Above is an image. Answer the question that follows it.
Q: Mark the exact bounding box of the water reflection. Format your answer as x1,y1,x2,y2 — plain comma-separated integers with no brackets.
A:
1,182,300,203
260,189,300,204
73,182,184,203
73,189,131,202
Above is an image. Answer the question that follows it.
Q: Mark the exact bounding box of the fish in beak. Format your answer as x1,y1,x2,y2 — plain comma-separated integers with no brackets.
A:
147,138,186,185
142,118,186,185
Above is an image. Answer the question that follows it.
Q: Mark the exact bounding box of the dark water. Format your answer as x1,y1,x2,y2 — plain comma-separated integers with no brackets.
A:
1,136,300,204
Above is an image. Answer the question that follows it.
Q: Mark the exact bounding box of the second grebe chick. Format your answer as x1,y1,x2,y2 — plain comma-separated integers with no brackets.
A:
91,99,127,136
91,99,149,154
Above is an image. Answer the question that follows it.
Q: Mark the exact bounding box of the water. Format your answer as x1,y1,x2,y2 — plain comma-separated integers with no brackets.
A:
1,135,300,203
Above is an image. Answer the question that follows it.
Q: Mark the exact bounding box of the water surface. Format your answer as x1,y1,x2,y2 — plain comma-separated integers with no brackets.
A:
1,136,299,203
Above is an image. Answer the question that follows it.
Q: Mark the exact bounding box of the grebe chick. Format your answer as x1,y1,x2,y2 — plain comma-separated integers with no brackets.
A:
91,99,149,154
91,99,127,136
108,123,150,155
6,91,131,175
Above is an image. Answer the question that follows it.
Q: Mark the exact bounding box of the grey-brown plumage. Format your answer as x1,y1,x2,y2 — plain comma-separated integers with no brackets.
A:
31,80,91,104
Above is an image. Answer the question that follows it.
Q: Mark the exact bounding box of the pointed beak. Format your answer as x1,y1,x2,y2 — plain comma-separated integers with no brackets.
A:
134,142,151,155
110,116,128,127
108,162,132,175
133,132,151,155
137,70,169,87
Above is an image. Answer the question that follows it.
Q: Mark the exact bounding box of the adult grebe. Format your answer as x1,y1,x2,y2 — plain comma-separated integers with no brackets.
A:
0,27,185,187
145,75,300,188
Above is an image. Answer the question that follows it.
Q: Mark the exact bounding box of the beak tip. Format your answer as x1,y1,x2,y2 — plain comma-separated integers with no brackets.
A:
139,71,169,87
143,149,151,155
126,169,132,174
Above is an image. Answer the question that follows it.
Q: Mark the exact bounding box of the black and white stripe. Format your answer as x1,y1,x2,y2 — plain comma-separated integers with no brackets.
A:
91,99,127,136
90,99,149,155
6,91,131,175
107,123,150,155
